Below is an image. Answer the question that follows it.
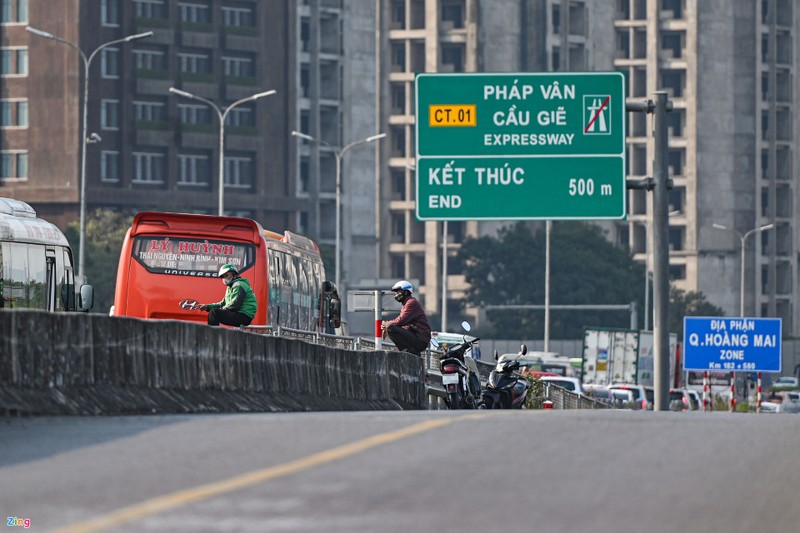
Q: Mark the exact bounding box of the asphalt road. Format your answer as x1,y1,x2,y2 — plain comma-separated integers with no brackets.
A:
2,410,799,533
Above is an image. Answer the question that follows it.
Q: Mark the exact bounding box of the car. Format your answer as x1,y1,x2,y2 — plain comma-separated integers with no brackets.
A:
608,389,641,410
538,376,583,395
687,389,702,410
774,391,800,413
583,383,612,401
669,388,700,411
498,351,574,377
772,376,800,389
608,384,650,410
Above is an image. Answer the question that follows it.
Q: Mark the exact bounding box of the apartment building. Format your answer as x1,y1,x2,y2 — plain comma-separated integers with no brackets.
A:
2,0,302,233
614,0,799,331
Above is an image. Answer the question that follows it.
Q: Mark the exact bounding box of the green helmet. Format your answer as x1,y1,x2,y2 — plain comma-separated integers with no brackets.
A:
218,264,238,277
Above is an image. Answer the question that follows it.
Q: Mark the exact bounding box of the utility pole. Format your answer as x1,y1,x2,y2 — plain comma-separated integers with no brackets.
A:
627,92,672,411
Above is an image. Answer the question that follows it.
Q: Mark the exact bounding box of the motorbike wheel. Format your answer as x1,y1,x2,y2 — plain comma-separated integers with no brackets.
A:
448,392,461,410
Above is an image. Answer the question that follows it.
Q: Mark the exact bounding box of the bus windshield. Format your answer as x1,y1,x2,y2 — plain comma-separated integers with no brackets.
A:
132,236,255,277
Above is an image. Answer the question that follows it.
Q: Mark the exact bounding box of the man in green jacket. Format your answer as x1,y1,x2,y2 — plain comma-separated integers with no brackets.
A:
198,264,257,327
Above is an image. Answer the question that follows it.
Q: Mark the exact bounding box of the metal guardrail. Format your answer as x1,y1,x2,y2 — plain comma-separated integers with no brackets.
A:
544,383,609,410
240,325,607,410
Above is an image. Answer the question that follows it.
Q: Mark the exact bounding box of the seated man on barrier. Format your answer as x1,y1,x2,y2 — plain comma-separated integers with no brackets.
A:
197,264,257,327
381,280,431,356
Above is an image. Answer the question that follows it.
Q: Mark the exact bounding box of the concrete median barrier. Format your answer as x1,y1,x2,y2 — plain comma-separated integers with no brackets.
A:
0,310,425,415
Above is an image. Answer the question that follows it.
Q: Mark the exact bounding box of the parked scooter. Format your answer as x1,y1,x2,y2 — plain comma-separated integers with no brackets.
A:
481,345,530,409
431,322,482,409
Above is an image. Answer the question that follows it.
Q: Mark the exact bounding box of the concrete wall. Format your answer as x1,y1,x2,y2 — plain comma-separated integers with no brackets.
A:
0,310,425,416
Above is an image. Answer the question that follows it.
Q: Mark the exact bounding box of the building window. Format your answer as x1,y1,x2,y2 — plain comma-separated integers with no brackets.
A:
552,4,561,33
391,42,406,71
178,103,212,125
300,17,310,52
133,152,165,183
222,55,255,78
134,101,166,122
0,150,28,179
441,0,465,28
101,48,119,78
1,47,28,76
101,0,119,26
299,156,309,195
391,83,406,114
178,153,211,185
0,99,28,127
669,264,686,280
441,44,464,72
178,53,211,74
100,151,120,182
392,256,404,278
223,6,254,27
134,0,166,19
225,106,254,127
1,0,28,23
101,100,119,130
391,0,405,29
224,155,253,188
133,49,166,71
179,2,211,24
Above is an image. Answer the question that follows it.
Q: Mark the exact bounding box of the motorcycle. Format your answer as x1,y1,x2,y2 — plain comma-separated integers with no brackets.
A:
431,322,482,410
481,344,530,409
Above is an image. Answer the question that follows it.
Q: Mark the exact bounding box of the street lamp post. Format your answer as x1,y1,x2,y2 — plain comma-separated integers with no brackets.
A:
291,131,386,290
713,222,775,316
26,26,153,280
169,88,276,216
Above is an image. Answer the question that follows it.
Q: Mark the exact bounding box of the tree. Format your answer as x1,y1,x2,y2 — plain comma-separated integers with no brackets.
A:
668,286,724,339
458,221,645,338
65,209,134,314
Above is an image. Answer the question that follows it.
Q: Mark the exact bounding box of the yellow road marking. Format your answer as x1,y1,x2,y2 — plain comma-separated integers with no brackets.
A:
51,417,462,533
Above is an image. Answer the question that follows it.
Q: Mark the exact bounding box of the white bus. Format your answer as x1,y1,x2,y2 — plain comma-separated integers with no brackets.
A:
0,198,93,312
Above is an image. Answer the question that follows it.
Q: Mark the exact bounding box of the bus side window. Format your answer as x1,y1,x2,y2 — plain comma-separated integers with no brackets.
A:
267,249,281,326
60,249,76,311
45,250,56,312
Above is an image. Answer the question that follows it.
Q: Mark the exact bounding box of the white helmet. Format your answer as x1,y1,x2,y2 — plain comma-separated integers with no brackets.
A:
218,264,238,277
392,280,413,292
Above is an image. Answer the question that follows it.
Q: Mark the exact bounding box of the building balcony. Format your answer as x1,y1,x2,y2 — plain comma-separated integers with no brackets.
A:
134,121,172,145
135,72,172,96
135,17,171,30
226,130,260,151
224,80,262,100
223,30,261,52
135,25,174,45
178,125,217,150
178,76,219,99
180,27,217,49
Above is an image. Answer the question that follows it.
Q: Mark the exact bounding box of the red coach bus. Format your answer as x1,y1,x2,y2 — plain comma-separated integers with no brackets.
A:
111,212,338,331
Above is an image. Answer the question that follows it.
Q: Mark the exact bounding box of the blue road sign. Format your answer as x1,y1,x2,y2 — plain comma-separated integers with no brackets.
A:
683,317,782,372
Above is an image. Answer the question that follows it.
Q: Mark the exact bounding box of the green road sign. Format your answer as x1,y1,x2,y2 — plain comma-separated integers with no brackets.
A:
415,72,626,220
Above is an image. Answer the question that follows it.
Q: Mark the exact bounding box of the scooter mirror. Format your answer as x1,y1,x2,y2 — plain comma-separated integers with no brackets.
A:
430,338,440,349
461,321,471,332
493,349,499,361
520,344,528,355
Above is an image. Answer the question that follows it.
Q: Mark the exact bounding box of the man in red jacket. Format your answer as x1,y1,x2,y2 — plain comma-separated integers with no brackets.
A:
381,280,432,356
